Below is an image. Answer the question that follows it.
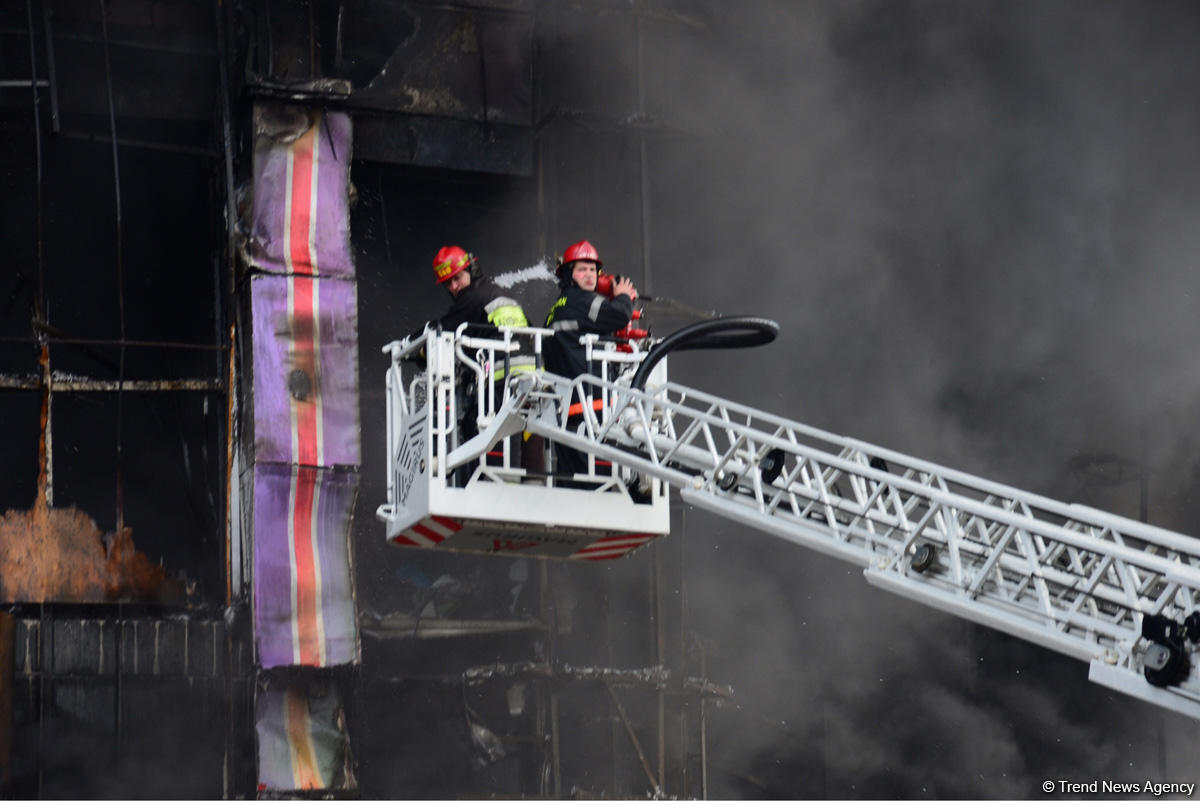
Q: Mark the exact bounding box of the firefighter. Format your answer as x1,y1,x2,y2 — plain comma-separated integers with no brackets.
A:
543,240,637,376
430,244,538,383
543,240,639,483
429,245,536,478
432,245,529,334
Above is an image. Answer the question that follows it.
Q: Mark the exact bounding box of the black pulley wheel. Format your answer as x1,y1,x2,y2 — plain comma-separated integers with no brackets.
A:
760,448,785,484
910,542,936,573
1144,640,1190,687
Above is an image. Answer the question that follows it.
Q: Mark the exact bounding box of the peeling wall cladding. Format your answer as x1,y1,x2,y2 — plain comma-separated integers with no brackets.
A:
252,463,360,668
250,274,361,466
247,105,361,674
248,106,355,279
255,676,352,790
245,103,361,794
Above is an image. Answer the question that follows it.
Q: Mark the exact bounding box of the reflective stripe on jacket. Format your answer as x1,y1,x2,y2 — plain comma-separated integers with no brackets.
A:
543,285,633,381
439,277,529,331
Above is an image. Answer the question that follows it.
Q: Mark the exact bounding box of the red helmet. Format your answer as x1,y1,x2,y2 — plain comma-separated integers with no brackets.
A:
432,245,475,284
561,240,603,268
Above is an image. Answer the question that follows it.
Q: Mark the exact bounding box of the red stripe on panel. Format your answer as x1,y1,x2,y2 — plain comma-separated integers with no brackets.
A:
291,276,319,467
292,466,321,665
288,129,316,276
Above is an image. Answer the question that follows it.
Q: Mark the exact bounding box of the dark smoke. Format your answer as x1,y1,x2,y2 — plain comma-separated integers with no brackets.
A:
351,2,1200,796
618,1,1200,796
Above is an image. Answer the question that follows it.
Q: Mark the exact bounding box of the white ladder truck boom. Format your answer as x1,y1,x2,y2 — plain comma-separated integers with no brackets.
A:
378,319,1200,722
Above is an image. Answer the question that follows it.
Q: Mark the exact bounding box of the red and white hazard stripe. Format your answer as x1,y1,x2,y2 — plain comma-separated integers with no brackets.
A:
569,533,658,561
392,516,464,548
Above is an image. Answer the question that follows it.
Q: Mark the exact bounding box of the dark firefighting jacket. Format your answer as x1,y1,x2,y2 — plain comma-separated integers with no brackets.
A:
543,284,634,382
437,277,532,380
438,277,528,331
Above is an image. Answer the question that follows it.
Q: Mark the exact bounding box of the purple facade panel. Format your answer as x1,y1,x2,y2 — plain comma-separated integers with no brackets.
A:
248,107,354,278
250,274,361,468
252,462,360,669
246,103,360,674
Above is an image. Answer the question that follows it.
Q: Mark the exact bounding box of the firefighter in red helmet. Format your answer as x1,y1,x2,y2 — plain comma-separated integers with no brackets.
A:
543,240,639,482
544,239,637,375
427,245,536,481
431,245,529,332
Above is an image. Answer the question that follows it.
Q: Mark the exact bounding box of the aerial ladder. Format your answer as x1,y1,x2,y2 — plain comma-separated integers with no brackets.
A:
377,320,1200,723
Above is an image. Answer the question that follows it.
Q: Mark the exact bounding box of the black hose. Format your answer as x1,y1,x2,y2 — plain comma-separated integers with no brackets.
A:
630,316,779,390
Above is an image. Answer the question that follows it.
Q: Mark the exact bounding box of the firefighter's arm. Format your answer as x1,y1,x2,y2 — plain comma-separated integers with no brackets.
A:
590,293,635,331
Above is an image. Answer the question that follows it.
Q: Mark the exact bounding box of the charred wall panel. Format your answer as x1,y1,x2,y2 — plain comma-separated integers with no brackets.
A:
5,613,249,799
347,2,535,174
254,672,354,790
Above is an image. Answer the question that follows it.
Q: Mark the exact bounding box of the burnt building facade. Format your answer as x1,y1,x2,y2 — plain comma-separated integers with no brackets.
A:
5,2,1200,799
1,1,725,797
